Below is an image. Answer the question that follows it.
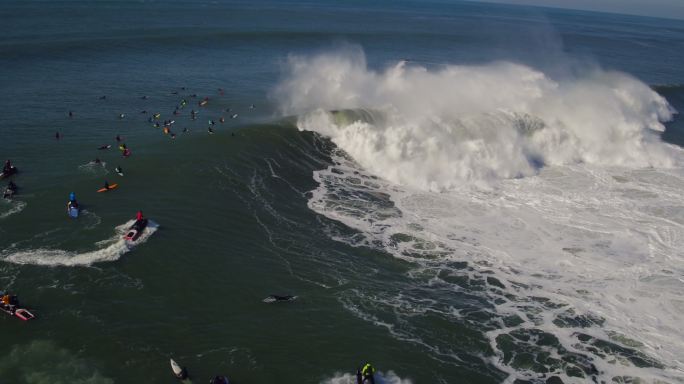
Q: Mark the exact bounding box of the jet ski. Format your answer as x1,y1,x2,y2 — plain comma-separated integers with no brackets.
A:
0,166,18,179
124,219,148,241
0,295,35,321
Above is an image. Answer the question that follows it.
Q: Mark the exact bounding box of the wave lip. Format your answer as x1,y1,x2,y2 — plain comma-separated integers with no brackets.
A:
2,220,158,267
275,48,681,190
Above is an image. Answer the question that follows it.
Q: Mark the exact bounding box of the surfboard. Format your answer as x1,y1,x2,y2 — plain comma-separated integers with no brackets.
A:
117,172,124,176
170,358,187,379
97,184,118,193
68,206,79,218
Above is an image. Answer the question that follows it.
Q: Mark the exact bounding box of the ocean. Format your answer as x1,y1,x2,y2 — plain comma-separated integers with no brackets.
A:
1,1,683,383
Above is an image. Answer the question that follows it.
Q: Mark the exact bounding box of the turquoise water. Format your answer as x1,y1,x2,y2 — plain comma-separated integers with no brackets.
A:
1,1,684,383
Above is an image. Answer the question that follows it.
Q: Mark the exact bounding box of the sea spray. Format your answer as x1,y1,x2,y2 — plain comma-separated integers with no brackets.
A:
275,48,679,190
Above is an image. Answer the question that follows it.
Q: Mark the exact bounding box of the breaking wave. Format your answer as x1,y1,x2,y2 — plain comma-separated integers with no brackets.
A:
275,48,684,383
274,46,680,190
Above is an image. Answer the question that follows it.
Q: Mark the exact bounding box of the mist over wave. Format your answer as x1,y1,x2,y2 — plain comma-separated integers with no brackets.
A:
274,47,680,190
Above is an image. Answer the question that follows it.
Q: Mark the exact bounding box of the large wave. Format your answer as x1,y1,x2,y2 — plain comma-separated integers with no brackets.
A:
274,48,684,382
274,47,680,190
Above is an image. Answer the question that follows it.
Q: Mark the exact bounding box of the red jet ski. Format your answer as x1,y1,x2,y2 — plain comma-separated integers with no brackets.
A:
124,219,148,241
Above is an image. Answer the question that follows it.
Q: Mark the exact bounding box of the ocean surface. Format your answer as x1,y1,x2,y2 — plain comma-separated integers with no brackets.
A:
1,1,683,383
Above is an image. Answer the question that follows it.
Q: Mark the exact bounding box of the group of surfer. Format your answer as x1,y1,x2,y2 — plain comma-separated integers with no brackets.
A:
0,89,387,381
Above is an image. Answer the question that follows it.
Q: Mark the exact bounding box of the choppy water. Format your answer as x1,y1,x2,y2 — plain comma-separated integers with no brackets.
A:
1,1,684,383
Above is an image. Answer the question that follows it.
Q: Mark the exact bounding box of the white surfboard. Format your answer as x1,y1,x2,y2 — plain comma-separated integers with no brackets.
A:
170,358,185,378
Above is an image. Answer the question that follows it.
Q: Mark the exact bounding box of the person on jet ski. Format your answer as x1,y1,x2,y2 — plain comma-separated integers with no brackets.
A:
356,363,376,384
67,192,78,210
135,210,143,222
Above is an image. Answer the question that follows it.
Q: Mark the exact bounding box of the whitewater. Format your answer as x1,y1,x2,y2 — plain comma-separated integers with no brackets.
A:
275,48,684,383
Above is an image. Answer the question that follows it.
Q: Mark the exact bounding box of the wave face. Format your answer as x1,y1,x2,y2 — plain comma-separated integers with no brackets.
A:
276,49,684,383
274,47,680,190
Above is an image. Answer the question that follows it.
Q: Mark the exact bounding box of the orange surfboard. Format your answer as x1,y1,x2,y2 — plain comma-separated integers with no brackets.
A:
97,184,118,193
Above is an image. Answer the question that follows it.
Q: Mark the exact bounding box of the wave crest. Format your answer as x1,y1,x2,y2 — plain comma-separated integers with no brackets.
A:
275,48,680,190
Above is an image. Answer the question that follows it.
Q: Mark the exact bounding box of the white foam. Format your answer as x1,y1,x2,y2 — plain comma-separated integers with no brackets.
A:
0,199,26,219
2,220,158,266
321,371,412,384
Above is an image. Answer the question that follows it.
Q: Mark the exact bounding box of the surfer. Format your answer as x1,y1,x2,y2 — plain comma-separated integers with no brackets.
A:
116,134,121,142
263,294,297,303
97,144,110,150
208,127,214,135
68,110,74,118
55,131,61,140
356,363,376,384
3,160,12,174
103,181,110,190
210,376,229,384
3,181,17,199
115,166,123,175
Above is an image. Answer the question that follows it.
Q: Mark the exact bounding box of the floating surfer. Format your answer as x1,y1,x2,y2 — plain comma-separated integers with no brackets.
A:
115,166,124,176
97,145,111,150
97,181,118,193
210,376,229,384
263,294,297,303
3,181,17,199
1,159,17,179
208,127,214,135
